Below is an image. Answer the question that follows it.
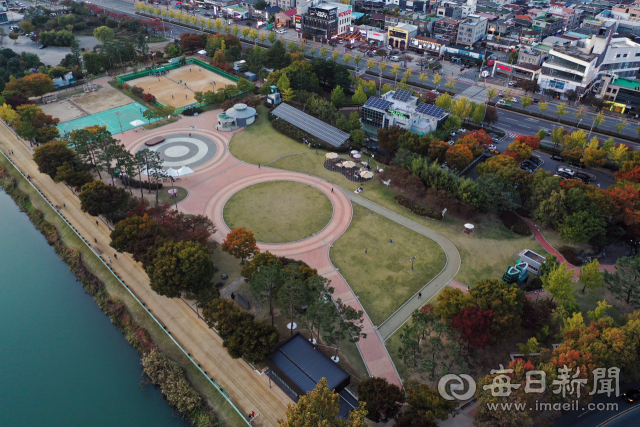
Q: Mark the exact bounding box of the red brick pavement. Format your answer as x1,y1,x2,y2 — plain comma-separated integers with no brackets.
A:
117,115,402,386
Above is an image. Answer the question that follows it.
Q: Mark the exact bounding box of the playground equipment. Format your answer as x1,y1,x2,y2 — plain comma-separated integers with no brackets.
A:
42,94,58,104
83,83,97,92
518,249,546,275
502,261,529,284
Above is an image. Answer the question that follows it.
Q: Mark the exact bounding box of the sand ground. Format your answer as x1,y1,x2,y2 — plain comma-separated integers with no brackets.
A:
127,66,235,108
41,99,87,123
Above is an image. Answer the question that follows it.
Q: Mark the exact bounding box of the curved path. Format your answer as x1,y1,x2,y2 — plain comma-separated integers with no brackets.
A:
121,119,403,387
121,113,460,388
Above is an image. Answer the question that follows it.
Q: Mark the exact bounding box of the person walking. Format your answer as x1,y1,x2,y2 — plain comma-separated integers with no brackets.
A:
96,220,99,226
94,238,97,243
418,292,422,299
331,188,333,193
365,248,367,254
231,292,235,300
114,253,118,260
109,257,112,264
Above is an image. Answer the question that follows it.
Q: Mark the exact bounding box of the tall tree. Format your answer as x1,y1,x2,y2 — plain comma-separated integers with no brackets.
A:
221,227,258,264
323,298,366,360
331,85,345,110
33,141,76,179
398,380,457,427
451,306,493,349
249,263,284,326
542,262,575,305
147,240,215,298
470,279,524,344
357,377,405,423
278,378,368,427
604,254,640,308
78,180,130,222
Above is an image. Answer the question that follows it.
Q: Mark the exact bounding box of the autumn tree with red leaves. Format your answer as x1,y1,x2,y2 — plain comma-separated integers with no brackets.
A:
445,144,473,172
605,183,640,226
451,306,493,349
222,227,259,264
513,134,540,150
616,166,640,183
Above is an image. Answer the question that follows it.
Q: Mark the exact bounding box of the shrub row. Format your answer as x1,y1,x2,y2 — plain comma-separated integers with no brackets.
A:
122,176,163,190
394,195,442,220
499,211,531,235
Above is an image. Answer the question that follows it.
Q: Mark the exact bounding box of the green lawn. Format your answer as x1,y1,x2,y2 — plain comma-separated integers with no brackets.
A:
228,105,310,165
223,181,333,243
331,204,447,325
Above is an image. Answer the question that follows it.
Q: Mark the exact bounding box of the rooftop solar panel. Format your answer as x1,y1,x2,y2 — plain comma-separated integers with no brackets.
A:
271,103,350,147
415,103,448,119
392,89,412,102
364,97,394,111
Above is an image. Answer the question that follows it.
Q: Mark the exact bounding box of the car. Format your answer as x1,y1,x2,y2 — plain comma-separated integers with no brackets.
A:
204,12,211,16
450,131,456,136
507,97,518,103
465,63,472,68
558,172,572,179
448,140,455,146
487,144,497,150
551,155,564,162
508,81,516,86
569,161,586,169
492,137,500,143
557,167,575,176
520,166,534,173
622,387,640,403
529,156,541,165
482,152,494,158
458,128,466,133
488,149,500,155
39,45,47,49
430,90,440,94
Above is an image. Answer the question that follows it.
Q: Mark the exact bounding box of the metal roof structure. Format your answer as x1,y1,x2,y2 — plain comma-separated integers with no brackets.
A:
271,103,350,147
392,89,413,102
363,96,394,111
415,103,448,119
266,333,356,417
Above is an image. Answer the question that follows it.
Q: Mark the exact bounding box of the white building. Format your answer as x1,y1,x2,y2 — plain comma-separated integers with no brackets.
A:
599,37,640,79
456,14,488,47
360,90,449,135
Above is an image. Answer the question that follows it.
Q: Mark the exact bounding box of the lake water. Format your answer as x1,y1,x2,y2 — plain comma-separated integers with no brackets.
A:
0,190,185,427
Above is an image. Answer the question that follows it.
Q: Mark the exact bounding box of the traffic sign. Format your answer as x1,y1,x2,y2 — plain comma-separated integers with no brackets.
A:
267,24,273,29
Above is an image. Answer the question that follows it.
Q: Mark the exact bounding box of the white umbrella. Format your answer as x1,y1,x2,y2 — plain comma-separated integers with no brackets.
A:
178,166,194,176
325,152,338,159
197,49,207,55
353,153,362,159
351,150,359,154
168,189,178,195
335,162,343,167
464,224,475,230
361,171,374,179
166,167,181,177
130,120,145,127
343,161,356,168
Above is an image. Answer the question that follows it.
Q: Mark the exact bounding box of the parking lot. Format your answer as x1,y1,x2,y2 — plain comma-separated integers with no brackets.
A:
0,32,99,66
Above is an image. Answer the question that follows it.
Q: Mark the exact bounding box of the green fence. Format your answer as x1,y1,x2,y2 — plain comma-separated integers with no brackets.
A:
116,59,248,114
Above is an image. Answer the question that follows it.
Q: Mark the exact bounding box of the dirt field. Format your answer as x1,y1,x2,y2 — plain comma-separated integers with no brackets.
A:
71,84,134,114
126,66,235,108
40,99,87,123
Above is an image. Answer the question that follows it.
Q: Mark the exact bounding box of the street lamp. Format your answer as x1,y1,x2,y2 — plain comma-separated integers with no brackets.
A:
114,110,123,132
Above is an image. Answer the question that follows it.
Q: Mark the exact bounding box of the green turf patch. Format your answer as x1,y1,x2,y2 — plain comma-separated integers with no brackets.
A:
223,181,333,243
330,204,447,326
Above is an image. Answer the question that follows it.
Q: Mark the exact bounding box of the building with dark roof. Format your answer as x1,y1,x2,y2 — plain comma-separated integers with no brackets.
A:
266,333,358,418
271,103,350,147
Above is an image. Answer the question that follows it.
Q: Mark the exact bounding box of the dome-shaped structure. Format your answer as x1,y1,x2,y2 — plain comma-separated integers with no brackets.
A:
225,103,257,127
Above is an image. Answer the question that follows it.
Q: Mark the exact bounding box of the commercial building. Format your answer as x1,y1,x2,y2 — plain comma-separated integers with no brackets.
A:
492,61,542,81
597,75,640,113
299,0,352,41
598,37,640,79
456,14,488,47
518,46,547,66
360,89,448,135
539,45,599,97
409,36,449,55
275,8,297,27
388,23,418,49
532,14,564,36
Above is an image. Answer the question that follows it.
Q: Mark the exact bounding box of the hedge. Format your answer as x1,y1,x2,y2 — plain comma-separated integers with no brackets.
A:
499,211,531,235
394,195,442,220
558,245,582,266
122,176,163,190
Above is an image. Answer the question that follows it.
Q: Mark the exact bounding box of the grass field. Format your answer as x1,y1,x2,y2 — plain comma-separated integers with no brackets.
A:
229,105,310,165
0,156,247,427
223,181,333,243
232,114,550,291
157,185,188,205
331,204,447,326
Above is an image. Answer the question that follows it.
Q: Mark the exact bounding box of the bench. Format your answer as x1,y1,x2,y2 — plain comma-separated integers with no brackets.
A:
145,136,165,146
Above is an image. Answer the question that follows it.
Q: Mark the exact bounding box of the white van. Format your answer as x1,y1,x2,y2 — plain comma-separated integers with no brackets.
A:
390,55,400,62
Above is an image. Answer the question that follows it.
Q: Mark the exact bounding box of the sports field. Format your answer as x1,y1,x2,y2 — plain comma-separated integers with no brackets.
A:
126,66,235,108
57,102,158,135
41,85,135,123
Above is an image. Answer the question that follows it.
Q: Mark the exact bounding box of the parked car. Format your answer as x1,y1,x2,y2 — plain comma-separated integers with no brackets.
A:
487,149,500,155
487,144,497,150
551,155,564,162
622,387,640,403
448,140,455,146
492,137,500,143
39,45,47,49
558,172,572,179
390,55,400,62
569,161,586,169
557,167,575,176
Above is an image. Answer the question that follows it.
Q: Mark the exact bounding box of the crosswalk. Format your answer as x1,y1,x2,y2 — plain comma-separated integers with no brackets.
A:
457,78,476,84
506,132,519,138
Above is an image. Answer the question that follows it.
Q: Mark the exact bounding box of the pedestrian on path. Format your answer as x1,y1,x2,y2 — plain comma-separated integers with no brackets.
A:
63,203,65,208
114,253,118,260
258,164,260,168
94,238,97,243
231,292,235,300
418,292,422,299
96,220,99,226
331,188,333,193
389,239,393,243
365,248,367,254
109,257,112,264
27,175,30,180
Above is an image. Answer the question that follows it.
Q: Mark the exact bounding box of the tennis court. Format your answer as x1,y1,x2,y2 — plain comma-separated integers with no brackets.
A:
57,102,159,136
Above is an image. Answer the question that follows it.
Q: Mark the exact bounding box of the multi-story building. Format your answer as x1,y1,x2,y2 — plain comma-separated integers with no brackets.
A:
597,75,640,112
487,19,508,35
456,14,488,47
598,37,640,79
518,46,547,66
435,0,476,19
299,0,352,41
388,23,418,49
545,5,580,30
360,89,449,135
0,0,7,23
532,14,564,36
538,45,600,98
409,36,449,56
611,4,640,21
433,17,463,44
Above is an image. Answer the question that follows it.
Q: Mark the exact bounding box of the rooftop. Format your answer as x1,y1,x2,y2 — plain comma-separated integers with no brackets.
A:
271,103,350,147
611,77,640,89
390,22,418,32
552,46,597,62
